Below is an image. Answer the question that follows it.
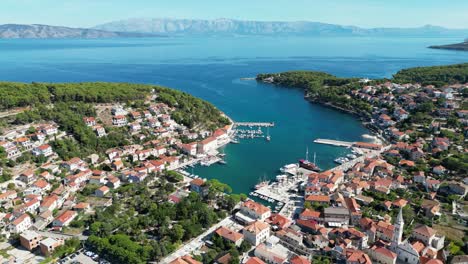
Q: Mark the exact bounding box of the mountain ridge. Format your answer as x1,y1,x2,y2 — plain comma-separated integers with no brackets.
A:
93,18,468,36
0,24,157,39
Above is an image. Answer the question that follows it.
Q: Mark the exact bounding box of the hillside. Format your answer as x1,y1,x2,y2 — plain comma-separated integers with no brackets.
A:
94,18,468,37
0,24,155,39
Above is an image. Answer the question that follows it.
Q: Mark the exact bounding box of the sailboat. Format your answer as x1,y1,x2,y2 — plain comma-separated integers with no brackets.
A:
298,147,321,172
254,175,270,189
266,127,271,141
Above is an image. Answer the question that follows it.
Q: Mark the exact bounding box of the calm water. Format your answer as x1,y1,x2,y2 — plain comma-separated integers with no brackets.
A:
1,36,468,194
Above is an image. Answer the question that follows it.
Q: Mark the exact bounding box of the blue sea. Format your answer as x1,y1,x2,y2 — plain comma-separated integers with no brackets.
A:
1,36,467,193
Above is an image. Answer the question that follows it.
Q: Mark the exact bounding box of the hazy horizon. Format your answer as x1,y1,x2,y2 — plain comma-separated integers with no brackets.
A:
2,0,468,29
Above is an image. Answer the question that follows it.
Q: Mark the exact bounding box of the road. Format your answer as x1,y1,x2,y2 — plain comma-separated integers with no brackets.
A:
159,216,235,264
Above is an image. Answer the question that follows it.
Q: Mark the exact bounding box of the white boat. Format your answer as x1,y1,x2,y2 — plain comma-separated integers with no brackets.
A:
334,157,349,164
346,154,357,159
280,164,298,174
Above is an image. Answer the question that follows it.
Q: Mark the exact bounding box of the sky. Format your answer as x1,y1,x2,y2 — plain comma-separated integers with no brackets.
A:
2,0,468,29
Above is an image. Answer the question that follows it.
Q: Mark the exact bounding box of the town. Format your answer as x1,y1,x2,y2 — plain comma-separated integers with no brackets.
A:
0,72,467,264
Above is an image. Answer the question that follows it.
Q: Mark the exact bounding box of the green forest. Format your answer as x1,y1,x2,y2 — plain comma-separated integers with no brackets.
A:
392,63,468,86
256,71,372,115
0,82,153,110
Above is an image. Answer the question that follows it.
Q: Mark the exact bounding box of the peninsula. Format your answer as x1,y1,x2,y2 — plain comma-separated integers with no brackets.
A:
429,40,468,51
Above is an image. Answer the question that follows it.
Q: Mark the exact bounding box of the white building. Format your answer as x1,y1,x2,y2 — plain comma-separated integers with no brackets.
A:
239,200,271,221
9,214,32,233
33,144,53,157
243,220,270,246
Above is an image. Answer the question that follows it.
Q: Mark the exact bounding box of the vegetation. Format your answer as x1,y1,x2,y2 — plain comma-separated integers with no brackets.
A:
82,174,237,262
0,82,153,110
155,86,230,130
393,63,468,86
257,71,372,115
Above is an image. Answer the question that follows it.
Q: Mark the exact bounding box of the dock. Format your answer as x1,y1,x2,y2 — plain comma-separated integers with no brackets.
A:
313,139,354,147
234,122,275,127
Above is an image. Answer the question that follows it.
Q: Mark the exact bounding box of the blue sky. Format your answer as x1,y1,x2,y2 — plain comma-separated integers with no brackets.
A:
2,0,468,28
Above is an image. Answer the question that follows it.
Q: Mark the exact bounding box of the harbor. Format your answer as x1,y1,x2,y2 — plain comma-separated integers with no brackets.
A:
313,138,354,147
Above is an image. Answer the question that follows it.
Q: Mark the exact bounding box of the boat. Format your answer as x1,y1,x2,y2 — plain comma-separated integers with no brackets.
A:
254,175,270,190
218,160,227,165
334,157,349,164
231,139,240,144
346,154,357,159
266,127,271,141
299,147,321,172
280,164,298,175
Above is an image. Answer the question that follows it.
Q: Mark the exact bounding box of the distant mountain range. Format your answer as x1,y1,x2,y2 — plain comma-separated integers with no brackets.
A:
94,18,468,37
2,19,468,39
0,24,154,39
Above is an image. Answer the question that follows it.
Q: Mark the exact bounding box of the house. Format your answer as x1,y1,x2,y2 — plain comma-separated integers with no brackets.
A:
410,147,425,161
83,117,96,127
215,226,244,246
243,220,270,246
52,210,77,227
32,179,51,194
62,157,87,172
95,186,110,197
16,137,33,149
93,125,106,137
190,178,209,197
39,195,59,213
19,230,42,251
9,214,32,233
18,169,36,184
290,256,311,264
239,200,271,221
245,257,266,264
169,255,202,264
40,237,64,256
39,125,58,136
305,195,330,205
432,137,450,151
0,190,17,203
266,213,292,230
368,246,396,264
324,207,350,226
411,225,445,250
421,200,440,218
197,136,218,154
345,249,372,264
432,165,446,175
254,236,289,264
106,175,121,189
179,142,198,156
33,144,53,157
112,115,128,127
74,202,90,212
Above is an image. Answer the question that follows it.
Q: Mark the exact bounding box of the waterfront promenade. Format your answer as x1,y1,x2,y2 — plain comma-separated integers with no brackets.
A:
233,122,275,127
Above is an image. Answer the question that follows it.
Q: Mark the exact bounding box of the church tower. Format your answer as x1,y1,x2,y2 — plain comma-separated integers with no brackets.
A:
391,207,404,251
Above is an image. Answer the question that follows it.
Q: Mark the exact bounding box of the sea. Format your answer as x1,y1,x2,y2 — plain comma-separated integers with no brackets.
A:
1,36,467,194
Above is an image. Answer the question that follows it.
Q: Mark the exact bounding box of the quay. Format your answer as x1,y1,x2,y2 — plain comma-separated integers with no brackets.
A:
234,122,275,127
313,138,354,147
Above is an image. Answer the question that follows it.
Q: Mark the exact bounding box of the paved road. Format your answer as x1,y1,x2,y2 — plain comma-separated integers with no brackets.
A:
159,216,234,264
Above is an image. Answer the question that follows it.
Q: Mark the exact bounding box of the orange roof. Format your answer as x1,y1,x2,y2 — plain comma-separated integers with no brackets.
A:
74,202,89,209
12,214,30,226
245,257,266,264
169,255,202,264
392,198,408,208
54,210,77,224
33,179,49,189
97,186,110,192
215,226,243,242
305,195,330,203
267,213,291,229
190,178,205,186
290,256,310,264
413,225,436,237
412,241,425,253
242,200,270,215
300,209,321,218
374,247,397,259
201,136,216,145
244,220,269,234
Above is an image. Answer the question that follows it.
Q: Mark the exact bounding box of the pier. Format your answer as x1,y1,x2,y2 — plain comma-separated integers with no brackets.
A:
234,122,275,127
313,138,354,147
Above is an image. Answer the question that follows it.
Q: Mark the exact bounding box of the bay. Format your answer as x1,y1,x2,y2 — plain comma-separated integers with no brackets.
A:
1,36,467,194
